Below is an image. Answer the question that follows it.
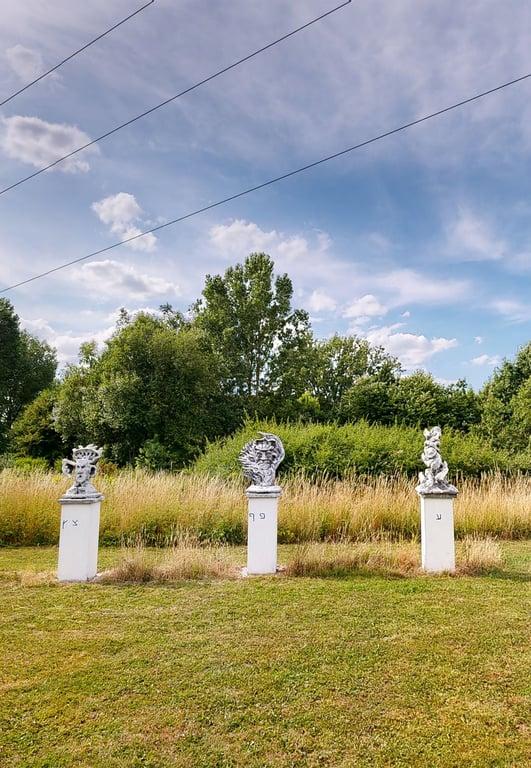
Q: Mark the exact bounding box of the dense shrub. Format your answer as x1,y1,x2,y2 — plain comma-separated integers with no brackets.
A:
193,420,530,479
10,457,50,473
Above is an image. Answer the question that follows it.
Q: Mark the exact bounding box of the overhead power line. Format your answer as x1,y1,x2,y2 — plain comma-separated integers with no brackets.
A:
0,1,155,108
2,69,530,294
0,0,352,197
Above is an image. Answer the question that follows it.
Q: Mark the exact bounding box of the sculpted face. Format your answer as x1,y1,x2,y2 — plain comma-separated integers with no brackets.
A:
255,438,274,464
75,458,92,486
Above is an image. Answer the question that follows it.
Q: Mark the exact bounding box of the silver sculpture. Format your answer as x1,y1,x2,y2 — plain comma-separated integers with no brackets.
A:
416,427,457,495
62,444,103,499
239,432,285,487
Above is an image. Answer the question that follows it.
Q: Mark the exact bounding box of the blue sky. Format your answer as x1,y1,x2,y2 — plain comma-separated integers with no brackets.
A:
0,0,529,387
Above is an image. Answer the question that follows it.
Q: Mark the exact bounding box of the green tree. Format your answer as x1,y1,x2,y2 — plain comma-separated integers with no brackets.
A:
0,298,57,450
339,377,396,425
509,378,531,450
11,387,64,463
393,371,445,427
392,373,480,431
193,253,311,400
297,336,399,420
479,343,531,450
54,313,230,465
54,343,102,449
443,379,481,432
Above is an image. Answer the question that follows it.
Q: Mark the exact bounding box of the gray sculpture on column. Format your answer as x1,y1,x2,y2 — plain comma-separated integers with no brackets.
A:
61,444,103,501
239,432,285,575
58,444,104,581
239,432,285,489
416,426,457,572
416,426,457,496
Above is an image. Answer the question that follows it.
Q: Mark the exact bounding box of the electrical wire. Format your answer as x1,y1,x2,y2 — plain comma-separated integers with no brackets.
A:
2,69,530,294
0,0,352,196
0,1,155,108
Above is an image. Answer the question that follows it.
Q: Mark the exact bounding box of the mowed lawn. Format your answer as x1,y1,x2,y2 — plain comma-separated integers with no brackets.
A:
0,544,529,768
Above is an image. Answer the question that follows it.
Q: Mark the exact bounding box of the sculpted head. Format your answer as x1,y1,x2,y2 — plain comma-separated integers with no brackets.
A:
74,455,95,487
62,444,103,498
239,432,285,487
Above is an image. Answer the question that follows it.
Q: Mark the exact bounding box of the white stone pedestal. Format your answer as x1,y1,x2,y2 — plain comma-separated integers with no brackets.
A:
419,494,456,573
57,496,102,582
246,486,281,575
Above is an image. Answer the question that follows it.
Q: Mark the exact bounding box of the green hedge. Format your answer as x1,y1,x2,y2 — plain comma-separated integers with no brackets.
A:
193,420,530,479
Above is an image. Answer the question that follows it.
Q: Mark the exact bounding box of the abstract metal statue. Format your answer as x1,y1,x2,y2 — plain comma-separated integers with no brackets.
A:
239,432,285,487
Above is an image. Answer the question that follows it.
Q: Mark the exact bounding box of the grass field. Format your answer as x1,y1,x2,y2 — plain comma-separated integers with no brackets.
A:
1,469,530,546
1,543,529,768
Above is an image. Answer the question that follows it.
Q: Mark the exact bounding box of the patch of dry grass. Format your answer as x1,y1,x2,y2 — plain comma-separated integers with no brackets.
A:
458,535,504,574
98,538,237,583
285,540,420,577
284,536,505,578
0,468,529,546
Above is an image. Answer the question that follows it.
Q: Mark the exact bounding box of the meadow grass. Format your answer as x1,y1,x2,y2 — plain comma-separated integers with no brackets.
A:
0,542,528,767
0,468,529,546
0,537,511,585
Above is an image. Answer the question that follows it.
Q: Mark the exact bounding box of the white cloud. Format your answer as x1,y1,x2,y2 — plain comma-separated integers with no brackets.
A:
471,354,501,366
4,44,60,86
344,294,387,320
0,115,96,172
5,44,45,82
21,317,56,337
209,219,328,268
92,193,141,231
362,323,458,368
307,290,336,313
374,269,470,307
76,259,179,300
210,219,277,254
22,316,114,365
401,310,411,318
447,209,506,261
490,298,531,324
92,193,157,252
474,336,483,344
208,219,338,287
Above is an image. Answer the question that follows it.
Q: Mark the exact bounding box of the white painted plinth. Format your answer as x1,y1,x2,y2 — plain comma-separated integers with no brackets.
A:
420,494,456,573
246,486,281,575
57,497,102,582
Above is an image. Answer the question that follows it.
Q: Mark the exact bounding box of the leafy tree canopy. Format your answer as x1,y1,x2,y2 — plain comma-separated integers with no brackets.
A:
0,298,56,450
479,342,531,451
193,252,311,399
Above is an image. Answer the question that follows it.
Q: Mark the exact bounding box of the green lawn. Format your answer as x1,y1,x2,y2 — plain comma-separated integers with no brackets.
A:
0,544,529,768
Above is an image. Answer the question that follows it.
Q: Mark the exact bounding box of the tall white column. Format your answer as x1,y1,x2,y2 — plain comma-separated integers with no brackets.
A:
246,486,281,575
57,496,102,582
419,494,456,573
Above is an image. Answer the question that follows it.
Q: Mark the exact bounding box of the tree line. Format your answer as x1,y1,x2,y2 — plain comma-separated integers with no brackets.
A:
1,253,529,469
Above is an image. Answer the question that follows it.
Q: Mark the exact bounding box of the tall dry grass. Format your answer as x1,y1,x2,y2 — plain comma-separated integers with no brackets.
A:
95,535,505,582
284,536,504,577
98,537,236,583
0,468,529,546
